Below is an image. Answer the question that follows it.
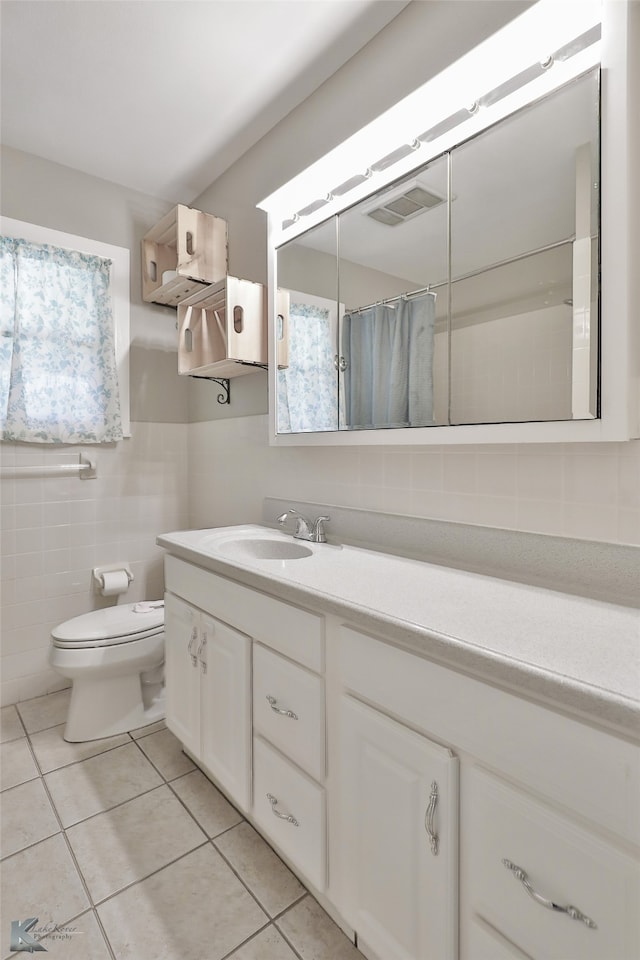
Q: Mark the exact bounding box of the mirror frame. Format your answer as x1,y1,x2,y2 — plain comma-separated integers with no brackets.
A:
263,0,638,446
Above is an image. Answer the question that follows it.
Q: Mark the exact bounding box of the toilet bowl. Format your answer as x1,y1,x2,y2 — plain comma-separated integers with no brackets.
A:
49,601,165,743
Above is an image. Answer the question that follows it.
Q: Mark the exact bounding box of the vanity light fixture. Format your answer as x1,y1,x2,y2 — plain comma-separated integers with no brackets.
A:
331,171,373,197
258,0,602,245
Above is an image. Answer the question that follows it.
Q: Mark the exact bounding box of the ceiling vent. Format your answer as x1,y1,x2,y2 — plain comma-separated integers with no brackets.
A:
366,181,446,227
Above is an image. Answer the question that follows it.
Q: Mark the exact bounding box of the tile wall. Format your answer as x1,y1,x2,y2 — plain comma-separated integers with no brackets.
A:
188,415,640,546
0,422,188,706
3,413,638,706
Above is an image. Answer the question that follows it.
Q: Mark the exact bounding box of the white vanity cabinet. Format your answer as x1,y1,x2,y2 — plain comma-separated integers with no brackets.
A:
160,542,639,960
164,588,251,812
163,554,328,891
337,694,458,960
334,624,640,960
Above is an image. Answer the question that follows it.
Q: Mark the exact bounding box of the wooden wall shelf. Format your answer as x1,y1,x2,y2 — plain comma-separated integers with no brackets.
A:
142,204,228,306
177,276,267,379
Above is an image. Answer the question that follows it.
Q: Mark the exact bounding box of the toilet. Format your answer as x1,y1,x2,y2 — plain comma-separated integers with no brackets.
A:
49,601,165,743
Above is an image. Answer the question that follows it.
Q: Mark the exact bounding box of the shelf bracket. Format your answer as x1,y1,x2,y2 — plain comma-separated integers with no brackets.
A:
190,376,230,404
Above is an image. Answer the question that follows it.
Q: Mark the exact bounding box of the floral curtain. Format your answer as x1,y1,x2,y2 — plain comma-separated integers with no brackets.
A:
0,237,123,443
277,300,338,432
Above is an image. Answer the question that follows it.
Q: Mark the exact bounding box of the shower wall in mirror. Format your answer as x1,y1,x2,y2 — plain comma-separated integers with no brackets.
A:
275,69,600,435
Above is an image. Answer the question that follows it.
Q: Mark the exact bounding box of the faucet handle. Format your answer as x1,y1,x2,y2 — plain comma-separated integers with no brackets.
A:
312,516,331,543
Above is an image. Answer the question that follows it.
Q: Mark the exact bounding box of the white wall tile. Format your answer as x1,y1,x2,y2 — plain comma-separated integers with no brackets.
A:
186,418,639,553
1,422,188,706
517,454,564,501
564,453,620,505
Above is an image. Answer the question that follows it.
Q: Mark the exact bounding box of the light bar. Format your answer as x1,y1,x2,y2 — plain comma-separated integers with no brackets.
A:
258,0,602,245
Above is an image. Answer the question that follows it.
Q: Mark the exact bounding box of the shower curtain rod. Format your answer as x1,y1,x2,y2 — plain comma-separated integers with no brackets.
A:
350,285,436,315
348,233,584,315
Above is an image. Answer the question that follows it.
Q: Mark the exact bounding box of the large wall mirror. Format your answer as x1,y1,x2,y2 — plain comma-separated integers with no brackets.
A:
275,69,600,436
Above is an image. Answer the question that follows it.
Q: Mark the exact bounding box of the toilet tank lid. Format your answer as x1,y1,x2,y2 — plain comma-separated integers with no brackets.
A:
52,602,164,642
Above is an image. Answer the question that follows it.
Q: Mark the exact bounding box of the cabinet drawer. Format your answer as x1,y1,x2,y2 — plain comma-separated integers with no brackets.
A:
465,766,640,960
165,555,324,672
253,736,326,892
253,644,324,781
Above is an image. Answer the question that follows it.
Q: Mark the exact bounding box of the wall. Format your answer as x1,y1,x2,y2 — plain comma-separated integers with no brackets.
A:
188,0,639,547
0,149,189,704
189,415,640,546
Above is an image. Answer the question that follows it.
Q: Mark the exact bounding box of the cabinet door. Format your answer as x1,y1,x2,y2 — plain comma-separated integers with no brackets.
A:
199,614,251,812
339,695,458,960
164,592,201,756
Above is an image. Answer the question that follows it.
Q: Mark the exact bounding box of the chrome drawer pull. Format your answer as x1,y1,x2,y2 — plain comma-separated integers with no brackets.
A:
266,695,298,720
187,626,198,667
424,781,439,856
267,793,299,826
198,635,207,674
502,859,597,929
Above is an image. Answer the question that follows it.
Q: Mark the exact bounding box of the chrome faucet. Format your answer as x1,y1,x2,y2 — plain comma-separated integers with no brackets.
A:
277,508,331,543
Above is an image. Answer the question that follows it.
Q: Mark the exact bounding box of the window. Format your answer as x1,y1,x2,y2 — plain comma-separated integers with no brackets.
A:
0,218,130,441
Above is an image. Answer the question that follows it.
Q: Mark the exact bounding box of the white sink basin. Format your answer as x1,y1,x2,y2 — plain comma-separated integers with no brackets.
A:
216,538,313,561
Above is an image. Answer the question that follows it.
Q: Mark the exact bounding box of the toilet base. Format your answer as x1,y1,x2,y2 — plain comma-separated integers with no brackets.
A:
64,672,165,743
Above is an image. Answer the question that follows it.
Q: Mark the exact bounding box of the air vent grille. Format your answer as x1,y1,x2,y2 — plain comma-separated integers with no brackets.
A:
367,184,445,226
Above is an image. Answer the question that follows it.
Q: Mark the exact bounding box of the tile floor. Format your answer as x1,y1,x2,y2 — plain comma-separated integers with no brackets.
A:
1,690,362,960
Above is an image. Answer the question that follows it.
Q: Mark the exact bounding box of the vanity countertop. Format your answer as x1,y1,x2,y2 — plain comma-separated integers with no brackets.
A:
157,525,640,740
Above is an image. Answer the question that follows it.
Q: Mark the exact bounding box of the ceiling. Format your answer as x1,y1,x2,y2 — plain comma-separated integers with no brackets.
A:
0,0,408,203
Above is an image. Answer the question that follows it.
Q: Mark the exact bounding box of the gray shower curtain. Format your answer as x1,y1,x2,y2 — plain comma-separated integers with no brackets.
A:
341,292,435,428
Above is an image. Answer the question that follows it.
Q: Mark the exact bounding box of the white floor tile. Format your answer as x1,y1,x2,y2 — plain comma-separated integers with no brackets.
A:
29,723,130,774
98,844,267,960
171,769,243,838
1,833,90,934
214,822,304,918
227,926,300,960
16,689,71,734
44,742,162,827
1,778,60,859
0,704,24,743
277,896,361,960
67,785,206,902
135,728,196,781
0,738,39,791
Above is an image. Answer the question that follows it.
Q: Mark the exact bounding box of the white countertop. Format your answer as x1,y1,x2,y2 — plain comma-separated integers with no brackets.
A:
157,524,640,739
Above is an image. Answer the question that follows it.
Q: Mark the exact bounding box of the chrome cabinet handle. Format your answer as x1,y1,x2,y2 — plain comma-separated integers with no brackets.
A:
267,793,299,826
424,780,439,855
502,859,597,929
266,695,298,720
187,626,198,667
198,635,207,674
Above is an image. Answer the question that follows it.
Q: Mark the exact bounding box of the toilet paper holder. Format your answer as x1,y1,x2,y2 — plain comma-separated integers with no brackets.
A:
92,564,134,595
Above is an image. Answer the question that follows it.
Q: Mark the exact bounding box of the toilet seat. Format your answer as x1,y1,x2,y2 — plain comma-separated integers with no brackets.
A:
52,602,164,650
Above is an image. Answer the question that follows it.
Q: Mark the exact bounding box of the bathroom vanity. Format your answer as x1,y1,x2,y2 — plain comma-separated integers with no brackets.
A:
157,524,639,960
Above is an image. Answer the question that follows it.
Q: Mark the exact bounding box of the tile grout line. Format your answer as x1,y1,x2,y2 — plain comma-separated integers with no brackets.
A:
4,705,355,960
15,720,224,958
89,840,211,910
218,910,307,960
6,728,117,960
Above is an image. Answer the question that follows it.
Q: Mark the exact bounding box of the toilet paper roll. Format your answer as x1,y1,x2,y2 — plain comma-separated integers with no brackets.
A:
100,570,130,597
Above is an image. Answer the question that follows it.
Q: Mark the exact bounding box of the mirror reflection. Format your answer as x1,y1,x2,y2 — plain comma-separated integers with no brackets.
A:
276,219,338,432
338,155,447,429
275,69,600,435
